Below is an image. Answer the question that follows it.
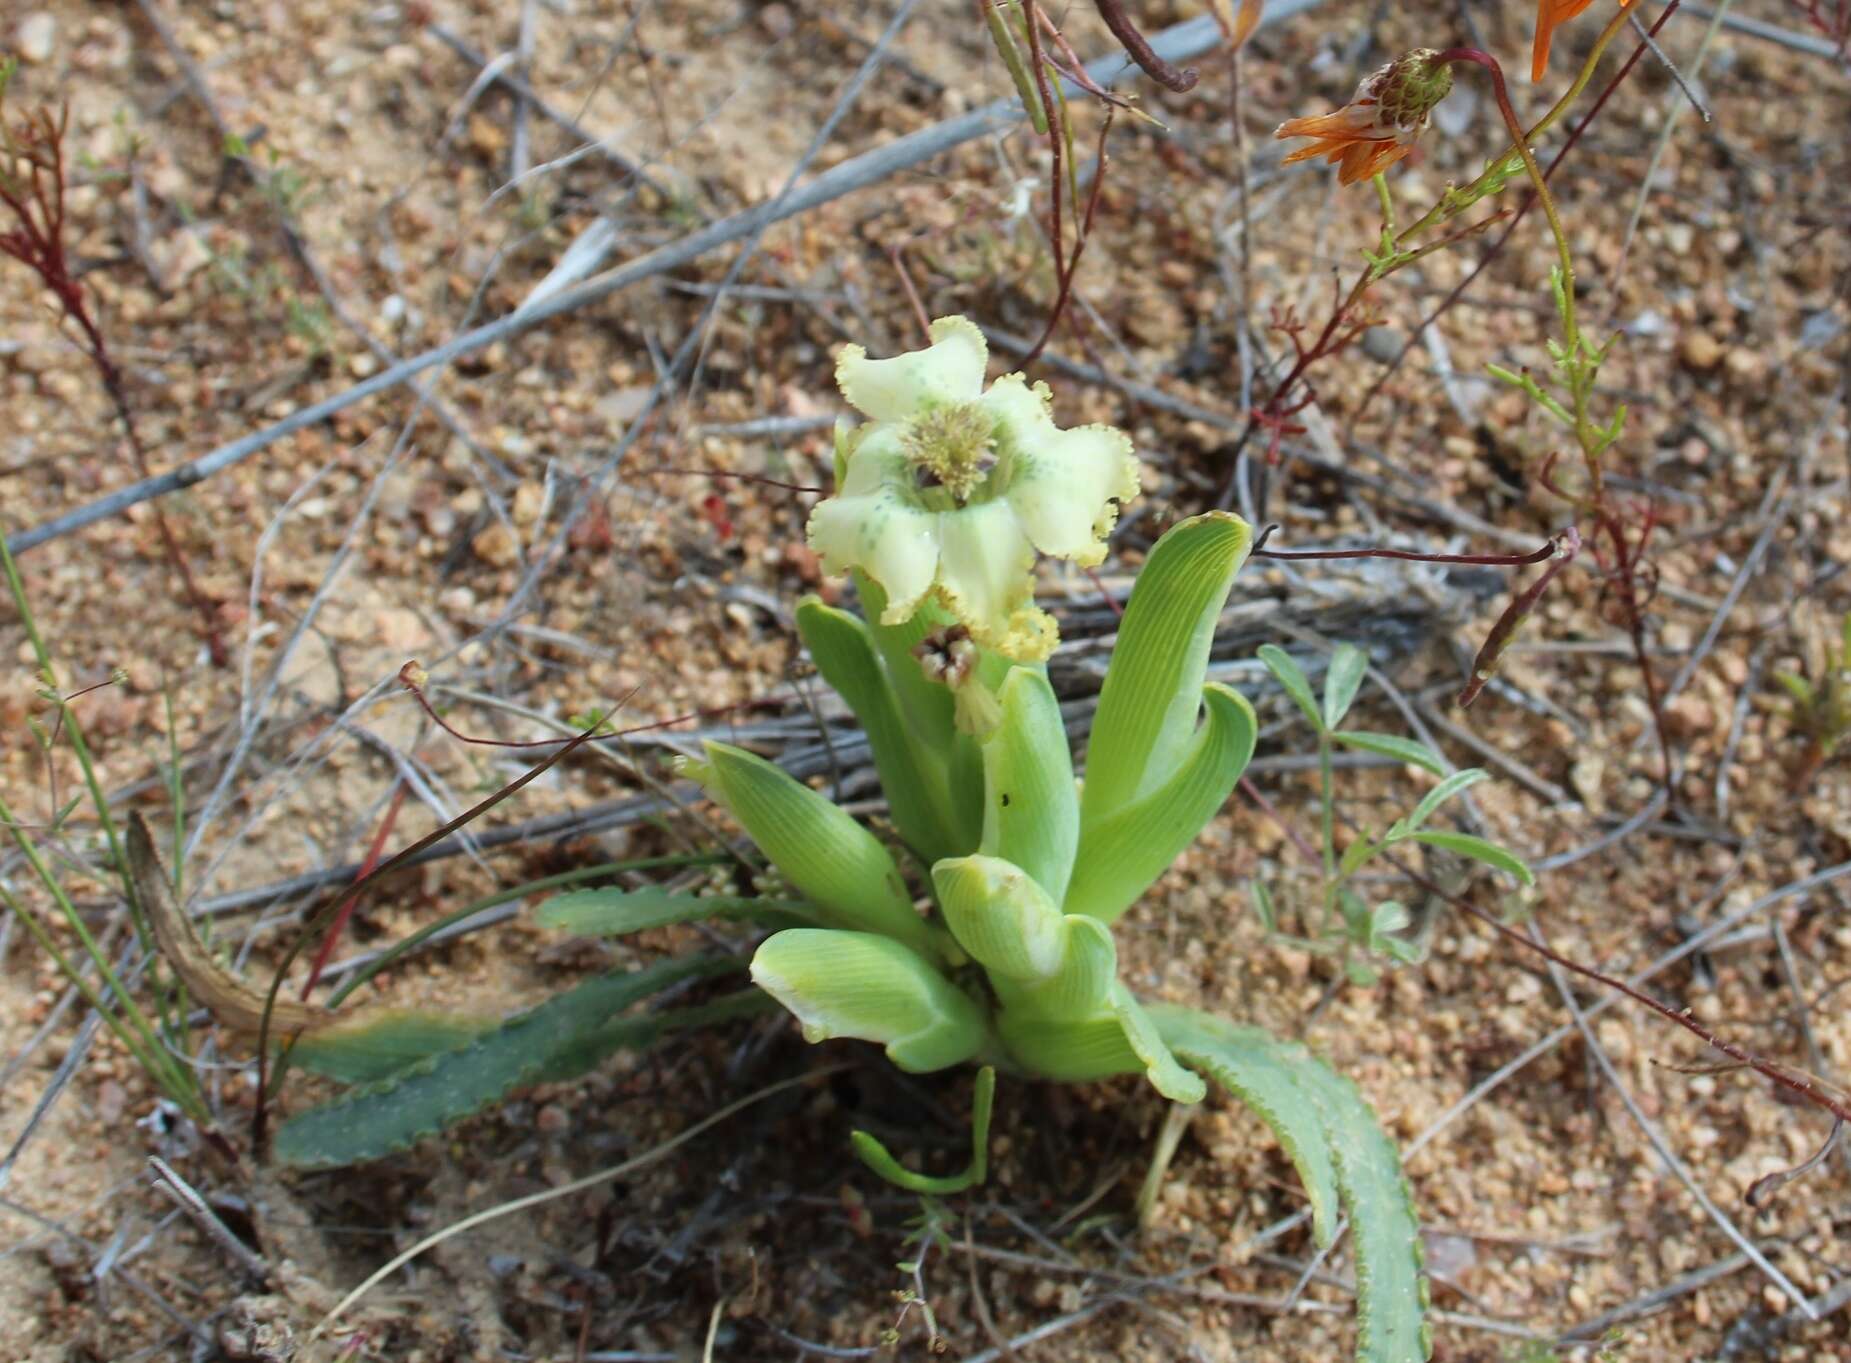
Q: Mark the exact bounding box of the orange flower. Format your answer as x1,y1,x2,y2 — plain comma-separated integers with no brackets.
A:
1532,0,1635,82
1274,49,1453,187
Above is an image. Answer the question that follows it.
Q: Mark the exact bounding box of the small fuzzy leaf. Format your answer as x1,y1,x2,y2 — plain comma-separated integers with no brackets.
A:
1409,830,1535,886
1257,644,1323,734
1338,833,1379,880
979,669,1079,904
290,1012,492,1085
1067,684,1257,923
1322,644,1369,731
536,887,812,936
690,741,934,957
750,929,988,1073
1147,1007,1341,1246
1085,513,1253,822
275,957,736,1167
797,597,974,863
1331,730,1449,778
1293,1061,1432,1362
1395,768,1487,838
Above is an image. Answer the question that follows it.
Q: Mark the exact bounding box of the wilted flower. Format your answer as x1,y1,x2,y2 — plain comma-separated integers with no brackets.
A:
1532,0,1635,82
806,316,1139,662
1274,48,1454,186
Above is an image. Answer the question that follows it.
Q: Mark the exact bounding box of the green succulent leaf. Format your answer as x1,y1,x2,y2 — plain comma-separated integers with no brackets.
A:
1257,644,1323,734
979,669,1079,904
1392,768,1487,839
1322,644,1369,731
1067,683,1257,923
1331,730,1449,778
275,957,741,1167
1151,1006,1430,1363
1110,986,1207,1104
686,741,934,957
750,928,989,1073
536,887,813,936
934,854,1066,982
1085,513,1253,822
996,912,1118,1020
1408,830,1535,886
797,596,975,864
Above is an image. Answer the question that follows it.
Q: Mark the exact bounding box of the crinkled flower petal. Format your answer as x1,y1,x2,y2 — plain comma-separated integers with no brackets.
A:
834,315,988,422
984,376,1139,566
1532,0,1631,82
933,499,1050,659
805,429,940,623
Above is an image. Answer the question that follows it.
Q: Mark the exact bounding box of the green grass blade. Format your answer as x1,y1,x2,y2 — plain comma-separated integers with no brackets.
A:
536,887,813,935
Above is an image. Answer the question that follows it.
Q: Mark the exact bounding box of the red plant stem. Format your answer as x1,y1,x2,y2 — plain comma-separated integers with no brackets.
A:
1393,847,1851,1126
1252,526,1560,567
1090,0,1198,91
1,106,229,667
1022,105,1115,365
1458,526,1581,707
301,779,408,999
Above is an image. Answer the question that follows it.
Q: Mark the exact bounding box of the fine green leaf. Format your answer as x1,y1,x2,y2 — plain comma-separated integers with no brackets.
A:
1394,768,1488,838
1258,644,1323,734
1250,881,1277,933
1331,730,1449,778
1067,684,1256,923
1409,830,1536,886
1085,513,1252,822
1773,671,1814,707
1322,644,1369,732
535,886,812,936
274,957,738,1168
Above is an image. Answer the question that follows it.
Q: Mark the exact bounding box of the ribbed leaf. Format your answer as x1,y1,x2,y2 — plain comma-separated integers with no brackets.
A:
750,928,988,1074
1148,1006,1341,1246
1331,731,1449,778
536,886,812,936
1110,985,1206,1104
978,670,1079,904
934,854,1066,982
1066,684,1257,923
690,741,934,957
1084,513,1252,823
1152,1005,1429,1363
797,597,974,863
1295,1061,1432,1363
995,912,1117,1020
274,957,736,1167
1408,830,1535,886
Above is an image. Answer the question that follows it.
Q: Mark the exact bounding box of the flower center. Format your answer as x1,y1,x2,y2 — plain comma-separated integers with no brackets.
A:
902,402,995,503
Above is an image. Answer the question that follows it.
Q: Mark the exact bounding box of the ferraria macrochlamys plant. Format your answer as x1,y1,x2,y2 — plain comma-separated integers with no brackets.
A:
666,506,1427,1363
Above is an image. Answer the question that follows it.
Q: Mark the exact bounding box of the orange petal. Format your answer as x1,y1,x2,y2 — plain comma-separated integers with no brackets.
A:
1275,108,1363,141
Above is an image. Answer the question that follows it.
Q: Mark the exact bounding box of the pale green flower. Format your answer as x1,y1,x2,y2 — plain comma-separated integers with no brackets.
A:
806,316,1140,662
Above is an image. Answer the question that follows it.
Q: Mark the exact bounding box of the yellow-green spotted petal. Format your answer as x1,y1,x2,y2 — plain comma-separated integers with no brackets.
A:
933,499,1039,653
1006,423,1140,565
834,316,988,421
806,433,940,622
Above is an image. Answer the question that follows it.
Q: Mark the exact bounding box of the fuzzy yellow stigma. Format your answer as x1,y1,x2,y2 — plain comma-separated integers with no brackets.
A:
902,402,995,502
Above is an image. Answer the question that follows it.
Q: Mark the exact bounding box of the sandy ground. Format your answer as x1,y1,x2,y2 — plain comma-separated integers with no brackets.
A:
3,0,1850,1359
